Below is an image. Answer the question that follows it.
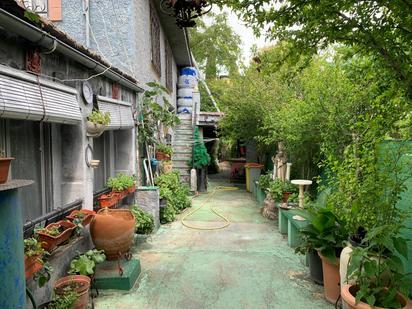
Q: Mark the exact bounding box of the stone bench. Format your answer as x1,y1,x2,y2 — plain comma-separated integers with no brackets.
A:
278,206,308,247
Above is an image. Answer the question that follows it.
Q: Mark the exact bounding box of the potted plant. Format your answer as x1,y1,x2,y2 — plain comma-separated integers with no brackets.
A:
192,127,210,192
24,237,47,279
86,109,110,137
66,209,96,226
54,275,91,309
45,286,79,309
118,173,136,193
156,144,173,161
281,181,297,203
297,207,348,304
36,221,76,252
0,150,14,184
68,249,106,277
130,205,155,234
97,192,119,208
162,160,173,174
342,224,410,309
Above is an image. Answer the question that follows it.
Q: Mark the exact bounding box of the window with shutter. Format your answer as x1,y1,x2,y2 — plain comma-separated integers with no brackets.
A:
150,2,161,76
165,40,173,92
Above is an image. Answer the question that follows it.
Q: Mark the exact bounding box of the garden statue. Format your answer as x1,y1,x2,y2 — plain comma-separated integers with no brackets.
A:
274,142,287,181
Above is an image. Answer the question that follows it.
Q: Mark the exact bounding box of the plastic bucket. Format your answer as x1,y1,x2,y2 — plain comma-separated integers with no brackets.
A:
245,163,264,192
178,88,194,98
178,75,197,89
177,106,192,114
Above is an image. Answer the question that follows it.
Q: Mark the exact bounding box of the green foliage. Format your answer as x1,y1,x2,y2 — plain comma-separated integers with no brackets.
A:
68,249,106,276
268,179,297,202
217,0,412,98
24,237,46,258
107,173,135,191
257,174,271,191
138,82,180,146
296,207,348,262
87,109,111,125
193,127,210,169
156,144,173,156
34,263,53,288
347,225,410,307
130,206,155,234
189,13,242,79
49,287,78,309
155,172,191,224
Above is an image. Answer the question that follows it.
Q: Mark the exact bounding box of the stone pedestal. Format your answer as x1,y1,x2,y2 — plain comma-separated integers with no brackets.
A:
135,186,160,229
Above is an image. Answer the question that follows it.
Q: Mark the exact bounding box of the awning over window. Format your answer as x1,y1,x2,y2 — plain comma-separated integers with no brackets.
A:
97,96,134,130
0,65,82,124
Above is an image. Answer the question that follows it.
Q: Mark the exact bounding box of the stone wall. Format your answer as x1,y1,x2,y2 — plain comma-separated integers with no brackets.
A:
135,187,160,229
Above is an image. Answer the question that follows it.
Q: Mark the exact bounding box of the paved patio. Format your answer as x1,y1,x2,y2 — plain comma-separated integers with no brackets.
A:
95,178,332,309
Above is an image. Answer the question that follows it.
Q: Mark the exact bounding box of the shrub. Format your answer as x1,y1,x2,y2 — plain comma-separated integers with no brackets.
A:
130,206,155,234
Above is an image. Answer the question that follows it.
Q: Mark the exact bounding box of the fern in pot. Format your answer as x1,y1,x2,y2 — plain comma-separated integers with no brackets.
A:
86,109,110,137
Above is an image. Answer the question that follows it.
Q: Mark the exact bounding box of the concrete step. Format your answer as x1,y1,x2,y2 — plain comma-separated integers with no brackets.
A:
172,145,192,153
180,175,190,185
178,114,192,120
173,160,191,169
172,153,192,161
174,136,193,142
174,130,193,136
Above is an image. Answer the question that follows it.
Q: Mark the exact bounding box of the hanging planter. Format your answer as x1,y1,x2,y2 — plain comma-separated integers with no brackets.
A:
37,221,76,252
86,109,110,138
155,145,173,161
0,156,14,184
66,209,96,226
54,275,91,309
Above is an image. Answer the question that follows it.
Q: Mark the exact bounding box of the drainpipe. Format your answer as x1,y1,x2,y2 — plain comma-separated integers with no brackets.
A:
0,8,143,92
83,0,90,47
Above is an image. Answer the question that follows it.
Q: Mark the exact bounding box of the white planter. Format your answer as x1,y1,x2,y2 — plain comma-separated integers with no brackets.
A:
177,98,193,107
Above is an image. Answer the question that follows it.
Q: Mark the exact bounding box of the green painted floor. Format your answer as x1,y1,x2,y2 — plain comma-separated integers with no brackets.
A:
95,179,332,309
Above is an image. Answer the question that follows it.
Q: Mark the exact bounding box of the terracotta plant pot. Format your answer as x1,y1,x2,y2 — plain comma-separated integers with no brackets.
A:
155,151,171,161
66,209,96,226
86,121,106,138
318,252,341,304
54,275,90,309
341,284,408,309
90,208,135,260
127,184,136,194
0,157,14,184
37,221,76,252
282,191,292,203
24,254,43,279
98,192,118,208
163,163,173,174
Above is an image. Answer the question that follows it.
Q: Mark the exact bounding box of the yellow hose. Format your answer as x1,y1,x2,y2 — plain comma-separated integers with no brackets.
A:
181,186,239,230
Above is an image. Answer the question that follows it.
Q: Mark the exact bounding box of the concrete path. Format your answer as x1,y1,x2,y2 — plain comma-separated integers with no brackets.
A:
95,179,332,309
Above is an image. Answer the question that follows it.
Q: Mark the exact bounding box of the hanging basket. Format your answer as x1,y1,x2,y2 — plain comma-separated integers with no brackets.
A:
155,151,171,161
86,121,106,138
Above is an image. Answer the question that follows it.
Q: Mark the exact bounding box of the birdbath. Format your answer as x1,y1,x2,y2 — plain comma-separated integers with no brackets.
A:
291,179,312,208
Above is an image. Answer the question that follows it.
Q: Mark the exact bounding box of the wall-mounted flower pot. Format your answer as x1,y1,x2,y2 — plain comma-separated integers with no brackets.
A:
54,275,91,309
86,121,106,138
24,254,43,279
155,151,171,161
127,184,136,194
0,157,14,184
37,221,76,252
98,193,118,208
66,209,96,226
341,284,408,309
90,208,135,260
318,252,341,304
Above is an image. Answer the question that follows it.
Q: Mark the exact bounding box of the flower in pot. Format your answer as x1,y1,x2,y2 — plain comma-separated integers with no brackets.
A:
0,150,14,184
297,207,348,304
343,224,410,309
68,249,106,277
53,275,91,309
66,209,96,227
24,237,47,279
86,109,110,138
36,221,76,252
156,144,173,161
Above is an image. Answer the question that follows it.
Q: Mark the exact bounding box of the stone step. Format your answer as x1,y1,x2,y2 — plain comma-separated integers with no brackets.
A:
178,114,192,120
173,160,191,169
174,130,193,136
173,154,192,162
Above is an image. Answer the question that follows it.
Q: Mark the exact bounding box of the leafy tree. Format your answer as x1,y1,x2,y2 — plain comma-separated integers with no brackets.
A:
215,0,412,97
193,127,211,169
189,12,242,79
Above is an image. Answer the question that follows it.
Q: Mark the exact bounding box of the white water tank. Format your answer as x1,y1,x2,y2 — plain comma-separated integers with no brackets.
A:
177,98,193,107
178,88,194,98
